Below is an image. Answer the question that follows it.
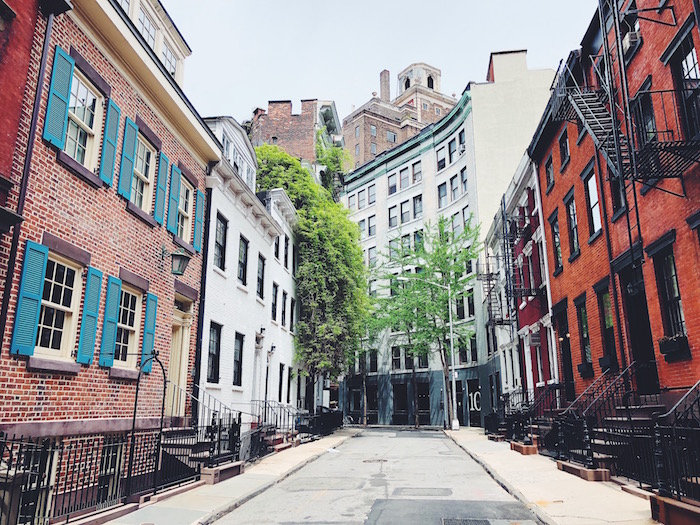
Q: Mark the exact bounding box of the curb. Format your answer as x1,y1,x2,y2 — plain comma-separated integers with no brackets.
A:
195,430,362,525
444,431,558,525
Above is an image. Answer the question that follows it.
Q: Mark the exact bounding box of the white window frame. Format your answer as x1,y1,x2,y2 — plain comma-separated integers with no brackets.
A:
64,70,104,171
177,177,194,243
138,6,157,49
131,134,156,214
161,40,178,77
114,285,142,369
35,254,83,360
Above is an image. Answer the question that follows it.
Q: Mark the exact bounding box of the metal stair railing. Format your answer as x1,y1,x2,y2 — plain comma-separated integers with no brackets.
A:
654,380,700,502
526,382,569,451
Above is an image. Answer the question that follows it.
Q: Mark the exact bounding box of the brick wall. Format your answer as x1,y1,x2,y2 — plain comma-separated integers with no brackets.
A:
250,100,318,165
0,9,210,434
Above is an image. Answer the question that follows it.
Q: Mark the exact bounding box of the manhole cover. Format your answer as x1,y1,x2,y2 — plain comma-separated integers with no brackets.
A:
442,520,490,525
363,458,387,463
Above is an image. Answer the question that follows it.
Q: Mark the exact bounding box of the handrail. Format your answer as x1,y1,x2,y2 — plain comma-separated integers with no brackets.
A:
562,367,614,416
657,379,700,423
165,381,240,427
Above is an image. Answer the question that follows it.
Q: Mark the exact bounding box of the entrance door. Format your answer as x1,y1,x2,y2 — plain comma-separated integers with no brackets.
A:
167,298,193,420
392,383,408,425
556,313,576,401
620,267,659,394
416,382,430,425
455,381,464,426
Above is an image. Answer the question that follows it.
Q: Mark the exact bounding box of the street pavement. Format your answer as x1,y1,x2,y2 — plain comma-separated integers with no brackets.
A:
215,428,538,525
103,426,659,525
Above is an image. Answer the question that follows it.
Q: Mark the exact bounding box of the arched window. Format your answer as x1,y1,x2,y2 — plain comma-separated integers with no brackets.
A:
404,78,410,90
427,76,434,89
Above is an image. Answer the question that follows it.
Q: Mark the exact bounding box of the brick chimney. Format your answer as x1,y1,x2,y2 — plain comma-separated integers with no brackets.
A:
380,70,390,102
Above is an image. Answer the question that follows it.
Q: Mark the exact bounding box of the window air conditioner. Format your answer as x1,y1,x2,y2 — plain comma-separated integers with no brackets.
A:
622,31,640,55
458,144,466,155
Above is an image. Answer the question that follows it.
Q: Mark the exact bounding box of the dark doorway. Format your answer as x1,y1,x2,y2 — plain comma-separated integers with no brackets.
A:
416,382,430,425
620,267,660,394
392,383,408,425
366,384,378,424
455,381,465,425
555,312,576,401
305,376,314,413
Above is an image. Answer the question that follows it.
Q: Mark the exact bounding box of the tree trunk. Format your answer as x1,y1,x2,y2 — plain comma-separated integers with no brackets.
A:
412,364,419,428
439,345,453,429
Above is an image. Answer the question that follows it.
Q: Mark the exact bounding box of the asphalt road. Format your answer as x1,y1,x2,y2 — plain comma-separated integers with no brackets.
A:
215,428,539,525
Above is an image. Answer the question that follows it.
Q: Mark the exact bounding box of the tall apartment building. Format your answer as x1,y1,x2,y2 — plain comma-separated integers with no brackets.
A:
340,51,554,425
343,64,457,168
249,99,344,183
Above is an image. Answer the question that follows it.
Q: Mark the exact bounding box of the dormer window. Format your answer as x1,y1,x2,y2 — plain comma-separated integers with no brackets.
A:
427,76,434,89
162,41,177,76
138,7,156,49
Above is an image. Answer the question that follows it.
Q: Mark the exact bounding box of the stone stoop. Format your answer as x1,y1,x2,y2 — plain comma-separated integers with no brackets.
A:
651,494,700,525
557,459,611,481
620,484,653,500
273,442,293,453
487,434,506,442
510,441,538,455
201,460,245,485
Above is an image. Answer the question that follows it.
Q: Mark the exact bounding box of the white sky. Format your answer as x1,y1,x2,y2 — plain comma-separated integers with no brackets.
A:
162,1,599,124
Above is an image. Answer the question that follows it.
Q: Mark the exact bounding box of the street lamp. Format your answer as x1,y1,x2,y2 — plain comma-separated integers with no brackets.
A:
398,276,462,430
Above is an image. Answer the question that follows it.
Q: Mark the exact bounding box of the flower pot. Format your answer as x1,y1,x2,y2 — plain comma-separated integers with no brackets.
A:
577,362,594,379
659,335,691,362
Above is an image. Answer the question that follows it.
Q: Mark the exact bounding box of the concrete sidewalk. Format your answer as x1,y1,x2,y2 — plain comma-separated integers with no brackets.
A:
102,428,361,525
446,428,657,525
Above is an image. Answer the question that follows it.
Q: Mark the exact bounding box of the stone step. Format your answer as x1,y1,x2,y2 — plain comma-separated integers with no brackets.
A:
273,442,292,453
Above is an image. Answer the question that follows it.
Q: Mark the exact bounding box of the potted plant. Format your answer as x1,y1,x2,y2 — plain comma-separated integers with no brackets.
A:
577,361,594,379
658,333,690,362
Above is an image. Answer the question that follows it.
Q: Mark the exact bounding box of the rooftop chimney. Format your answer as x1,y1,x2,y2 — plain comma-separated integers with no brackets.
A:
380,70,390,102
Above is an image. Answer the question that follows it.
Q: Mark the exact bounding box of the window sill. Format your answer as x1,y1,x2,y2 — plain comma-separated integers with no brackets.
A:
271,320,279,326
588,229,603,245
559,157,570,173
545,181,554,195
576,130,587,145
536,381,546,388
27,356,80,375
553,266,563,277
236,282,248,293
256,296,265,307
640,178,659,196
173,234,195,255
611,206,627,223
212,266,227,279
568,249,581,263
126,201,157,228
109,367,139,381
205,382,222,390
57,150,102,189
232,386,243,393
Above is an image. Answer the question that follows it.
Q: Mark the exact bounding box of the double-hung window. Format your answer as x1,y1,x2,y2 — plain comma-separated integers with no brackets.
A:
162,42,178,77
207,322,221,383
214,213,227,270
282,291,287,327
131,135,155,213
368,184,376,205
559,129,570,168
448,139,457,164
272,283,279,321
545,156,554,190
64,72,102,170
597,288,616,359
368,215,376,237
549,212,563,272
436,148,446,171
576,300,592,365
257,255,265,299
238,236,248,284
438,183,447,208
400,168,409,189
400,201,410,224
36,256,82,359
137,7,156,49
387,131,397,143
654,247,686,336
114,286,141,369
412,161,422,183
450,175,459,201
388,173,397,195
290,298,296,329
233,332,244,386
359,219,366,239
413,195,423,219
348,194,356,211
284,235,289,268
177,178,194,243
392,347,401,369
672,36,700,139
583,169,602,237
368,246,377,267
388,206,398,228
460,167,468,193
565,192,580,257
358,189,366,209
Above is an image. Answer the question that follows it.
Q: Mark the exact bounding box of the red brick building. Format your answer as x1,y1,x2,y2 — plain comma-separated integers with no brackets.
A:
0,0,220,435
529,0,699,402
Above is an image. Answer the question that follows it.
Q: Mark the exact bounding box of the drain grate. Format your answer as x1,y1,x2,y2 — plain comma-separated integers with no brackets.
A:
363,458,387,463
442,520,490,525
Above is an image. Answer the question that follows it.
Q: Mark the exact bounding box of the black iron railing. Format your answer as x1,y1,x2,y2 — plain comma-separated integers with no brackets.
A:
655,380,700,503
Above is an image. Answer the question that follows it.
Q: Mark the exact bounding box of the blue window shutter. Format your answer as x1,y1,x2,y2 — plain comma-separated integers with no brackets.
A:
117,117,139,198
141,293,158,373
153,151,169,225
99,276,122,367
99,99,121,186
77,267,103,365
43,47,74,149
193,189,205,252
166,164,182,234
10,241,49,356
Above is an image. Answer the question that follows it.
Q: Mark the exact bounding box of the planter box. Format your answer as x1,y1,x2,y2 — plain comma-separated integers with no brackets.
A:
659,336,691,363
577,362,594,379
598,355,617,372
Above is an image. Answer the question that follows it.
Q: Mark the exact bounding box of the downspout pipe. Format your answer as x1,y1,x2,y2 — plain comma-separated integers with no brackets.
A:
0,3,67,344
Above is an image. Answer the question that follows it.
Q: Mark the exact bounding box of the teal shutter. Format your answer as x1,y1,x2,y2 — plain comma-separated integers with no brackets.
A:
99,276,122,367
77,267,103,365
43,46,74,149
153,151,169,225
166,164,182,234
117,117,139,198
10,241,49,356
99,99,121,186
141,293,158,373
193,189,205,252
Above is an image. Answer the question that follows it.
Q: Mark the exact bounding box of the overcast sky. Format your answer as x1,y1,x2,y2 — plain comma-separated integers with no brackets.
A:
162,1,599,124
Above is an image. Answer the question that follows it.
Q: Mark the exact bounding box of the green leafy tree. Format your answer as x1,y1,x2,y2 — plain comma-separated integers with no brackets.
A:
315,128,351,197
372,216,481,427
256,145,369,407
